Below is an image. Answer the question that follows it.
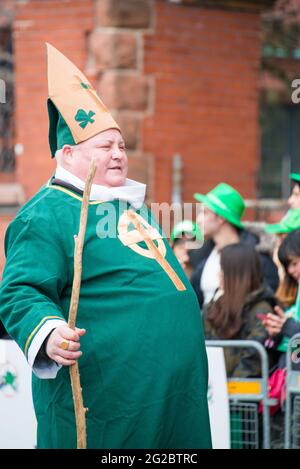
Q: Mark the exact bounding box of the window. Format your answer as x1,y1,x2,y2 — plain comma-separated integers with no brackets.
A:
0,25,14,172
259,103,300,198
262,15,300,60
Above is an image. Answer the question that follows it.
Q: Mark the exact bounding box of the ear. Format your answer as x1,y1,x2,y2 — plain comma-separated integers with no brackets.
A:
61,145,73,166
216,214,225,226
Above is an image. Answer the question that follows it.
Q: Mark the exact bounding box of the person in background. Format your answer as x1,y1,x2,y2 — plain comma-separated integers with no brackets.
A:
170,220,203,279
261,228,300,449
190,183,279,309
288,173,300,209
264,209,300,307
203,243,278,377
262,229,300,368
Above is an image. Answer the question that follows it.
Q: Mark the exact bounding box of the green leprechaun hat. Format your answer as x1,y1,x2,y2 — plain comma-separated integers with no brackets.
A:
194,182,245,229
264,209,300,234
46,43,120,157
170,220,203,243
289,172,300,183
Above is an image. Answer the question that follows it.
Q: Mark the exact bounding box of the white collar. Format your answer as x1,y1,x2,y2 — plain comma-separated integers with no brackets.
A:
54,165,146,209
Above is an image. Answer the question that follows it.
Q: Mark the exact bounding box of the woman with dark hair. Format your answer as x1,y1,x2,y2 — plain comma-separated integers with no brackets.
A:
260,228,300,448
263,228,300,359
203,242,278,377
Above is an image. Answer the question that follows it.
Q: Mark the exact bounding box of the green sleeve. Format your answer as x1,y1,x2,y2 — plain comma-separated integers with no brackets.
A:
0,213,69,359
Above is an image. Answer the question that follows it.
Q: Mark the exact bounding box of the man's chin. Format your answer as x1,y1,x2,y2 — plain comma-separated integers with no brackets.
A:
93,172,127,187
106,175,127,187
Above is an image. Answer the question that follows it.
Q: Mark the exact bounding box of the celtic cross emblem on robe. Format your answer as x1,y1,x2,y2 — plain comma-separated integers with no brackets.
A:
118,210,186,291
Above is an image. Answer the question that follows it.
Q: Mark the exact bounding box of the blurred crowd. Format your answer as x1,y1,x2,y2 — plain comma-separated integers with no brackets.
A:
170,172,300,447
171,173,300,365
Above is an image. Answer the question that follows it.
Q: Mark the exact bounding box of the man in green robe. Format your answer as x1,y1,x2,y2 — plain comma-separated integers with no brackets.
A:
0,44,211,449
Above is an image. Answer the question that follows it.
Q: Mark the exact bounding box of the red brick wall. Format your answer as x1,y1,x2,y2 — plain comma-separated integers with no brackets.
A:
13,0,93,199
12,0,262,203
0,1,17,278
0,216,11,280
143,1,261,203
0,0,265,277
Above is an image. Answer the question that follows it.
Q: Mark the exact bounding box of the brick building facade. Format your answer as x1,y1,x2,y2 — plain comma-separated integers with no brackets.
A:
0,0,274,274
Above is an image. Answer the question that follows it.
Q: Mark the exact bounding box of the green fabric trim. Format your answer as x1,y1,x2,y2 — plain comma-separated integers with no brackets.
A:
47,99,76,158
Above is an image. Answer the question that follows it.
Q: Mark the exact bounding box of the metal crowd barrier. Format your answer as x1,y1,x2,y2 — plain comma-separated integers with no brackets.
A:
284,333,300,449
206,340,273,449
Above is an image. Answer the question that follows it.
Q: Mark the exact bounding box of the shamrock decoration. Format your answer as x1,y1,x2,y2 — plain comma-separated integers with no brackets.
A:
75,109,96,129
1,371,17,390
0,365,18,396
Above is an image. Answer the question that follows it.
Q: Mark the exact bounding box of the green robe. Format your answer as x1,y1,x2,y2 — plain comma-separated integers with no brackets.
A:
0,181,212,449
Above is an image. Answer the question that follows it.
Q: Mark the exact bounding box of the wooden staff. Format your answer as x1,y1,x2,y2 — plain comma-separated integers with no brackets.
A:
68,158,97,449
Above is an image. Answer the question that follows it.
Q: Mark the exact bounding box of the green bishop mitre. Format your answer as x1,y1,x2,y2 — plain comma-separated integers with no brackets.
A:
46,42,120,157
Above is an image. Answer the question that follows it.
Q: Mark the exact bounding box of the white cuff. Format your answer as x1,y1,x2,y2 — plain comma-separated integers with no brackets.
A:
28,319,67,379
